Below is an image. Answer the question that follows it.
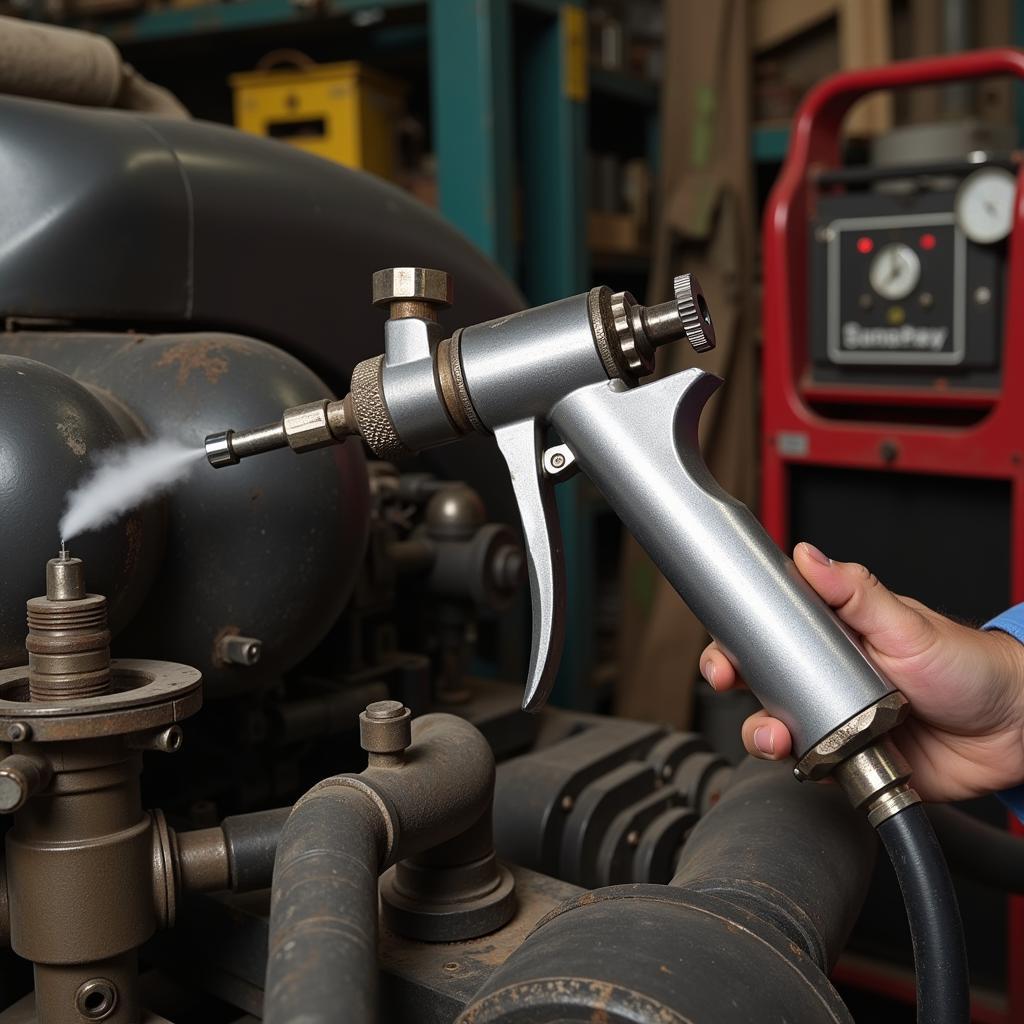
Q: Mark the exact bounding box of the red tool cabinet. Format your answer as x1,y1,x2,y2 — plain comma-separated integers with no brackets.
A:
762,49,1024,1023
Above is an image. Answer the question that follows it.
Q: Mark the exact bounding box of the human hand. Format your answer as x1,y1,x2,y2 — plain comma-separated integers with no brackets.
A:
700,542,1024,802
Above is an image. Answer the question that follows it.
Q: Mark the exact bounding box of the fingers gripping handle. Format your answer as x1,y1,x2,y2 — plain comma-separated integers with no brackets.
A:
549,371,895,757
494,419,566,712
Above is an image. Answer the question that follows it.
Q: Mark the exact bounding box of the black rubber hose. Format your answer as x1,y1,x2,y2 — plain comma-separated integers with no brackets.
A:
928,803,1024,892
876,803,970,1024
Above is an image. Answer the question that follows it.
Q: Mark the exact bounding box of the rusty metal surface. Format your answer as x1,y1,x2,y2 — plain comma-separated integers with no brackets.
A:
0,331,370,700
0,357,161,671
459,886,854,1024
26,557,112,703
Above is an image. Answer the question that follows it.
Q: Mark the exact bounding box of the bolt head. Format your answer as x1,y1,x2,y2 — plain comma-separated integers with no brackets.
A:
365,700,406,721
0,773,25,813
359,701,412,756
372,267,453,308
7,722,29,742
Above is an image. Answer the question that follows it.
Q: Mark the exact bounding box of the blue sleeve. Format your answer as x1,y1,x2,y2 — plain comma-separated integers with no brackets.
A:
983,603,1024,647
983,605,1024,821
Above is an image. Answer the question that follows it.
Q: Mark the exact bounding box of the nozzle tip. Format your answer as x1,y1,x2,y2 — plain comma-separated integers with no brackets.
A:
205,431,239,468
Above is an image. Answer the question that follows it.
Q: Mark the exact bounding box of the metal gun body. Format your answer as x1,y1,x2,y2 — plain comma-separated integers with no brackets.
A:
550,371,894,758
205,269,904,773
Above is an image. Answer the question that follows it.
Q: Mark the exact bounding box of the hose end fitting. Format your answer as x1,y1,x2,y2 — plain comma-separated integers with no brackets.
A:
834,737,921,828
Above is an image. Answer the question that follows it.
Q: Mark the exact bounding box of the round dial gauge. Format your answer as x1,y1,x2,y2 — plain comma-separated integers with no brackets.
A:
955,166,1017,244
868,243,921,300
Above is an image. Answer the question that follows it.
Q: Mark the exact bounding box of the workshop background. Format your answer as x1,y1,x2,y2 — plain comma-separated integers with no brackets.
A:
3,1,1024,1022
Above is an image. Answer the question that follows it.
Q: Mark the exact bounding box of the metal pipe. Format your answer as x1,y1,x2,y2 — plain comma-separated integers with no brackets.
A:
264,785,384,1024
176,808,292,895
263,713,498,1024
671,757,876,970
459,758,873,1023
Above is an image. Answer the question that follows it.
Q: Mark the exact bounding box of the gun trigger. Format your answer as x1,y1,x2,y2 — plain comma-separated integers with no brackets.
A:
494,418,567,713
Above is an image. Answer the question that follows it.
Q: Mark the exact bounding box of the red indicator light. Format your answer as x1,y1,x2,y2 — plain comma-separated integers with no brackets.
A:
919,232,937,250
856,236,874,254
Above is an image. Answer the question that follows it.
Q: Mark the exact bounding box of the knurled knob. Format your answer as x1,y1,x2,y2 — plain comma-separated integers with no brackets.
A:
372,267,453,308
673,273,716,353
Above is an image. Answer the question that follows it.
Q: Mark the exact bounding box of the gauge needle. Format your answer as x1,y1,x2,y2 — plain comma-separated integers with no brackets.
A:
888,252,901,280
984,200,998,217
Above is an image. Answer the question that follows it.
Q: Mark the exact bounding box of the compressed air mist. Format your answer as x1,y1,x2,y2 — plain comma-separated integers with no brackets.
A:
60,439,202,541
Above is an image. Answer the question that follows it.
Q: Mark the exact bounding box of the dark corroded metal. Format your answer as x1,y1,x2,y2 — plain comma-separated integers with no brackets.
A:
457,758,874,1024
264,713,513,1024
175,807,290,896
672,757,876,972
1,553,204,1023
358,700,411,767
457,886,855,1024
0,661,201,742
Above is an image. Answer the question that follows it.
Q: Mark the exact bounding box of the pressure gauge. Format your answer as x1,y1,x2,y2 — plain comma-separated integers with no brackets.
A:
868,242,921,300
955,166,1017,244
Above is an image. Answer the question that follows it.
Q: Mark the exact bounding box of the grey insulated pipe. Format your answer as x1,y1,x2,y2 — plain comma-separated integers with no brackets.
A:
0,16,187,117
264,713,499,1024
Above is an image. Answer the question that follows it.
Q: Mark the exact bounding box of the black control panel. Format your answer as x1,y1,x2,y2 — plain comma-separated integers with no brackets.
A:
808,175,1007,391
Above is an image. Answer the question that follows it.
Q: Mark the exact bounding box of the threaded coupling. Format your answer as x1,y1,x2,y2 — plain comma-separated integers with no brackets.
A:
25,555,111,702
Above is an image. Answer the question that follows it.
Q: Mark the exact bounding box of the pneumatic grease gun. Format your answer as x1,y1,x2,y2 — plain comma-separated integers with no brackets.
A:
206,268,968,1023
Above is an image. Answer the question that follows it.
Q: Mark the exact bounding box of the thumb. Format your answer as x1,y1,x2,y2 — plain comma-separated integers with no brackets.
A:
793,542,935,659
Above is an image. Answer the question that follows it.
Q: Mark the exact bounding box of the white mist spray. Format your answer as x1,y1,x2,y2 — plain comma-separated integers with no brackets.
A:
60,438,203,541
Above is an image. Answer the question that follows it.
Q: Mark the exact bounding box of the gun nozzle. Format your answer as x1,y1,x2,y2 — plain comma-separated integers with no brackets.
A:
205,396,359,469
205,430,240,468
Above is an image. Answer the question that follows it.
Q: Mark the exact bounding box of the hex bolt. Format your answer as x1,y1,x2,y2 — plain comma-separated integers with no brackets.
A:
0,754,52,813
7,722,30,743
74,978,118,1021
218,635,262,667
359,700,412,767
372,267,453,321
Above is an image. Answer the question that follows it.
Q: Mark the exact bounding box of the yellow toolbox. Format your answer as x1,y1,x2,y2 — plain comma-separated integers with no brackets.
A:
230,57,406,180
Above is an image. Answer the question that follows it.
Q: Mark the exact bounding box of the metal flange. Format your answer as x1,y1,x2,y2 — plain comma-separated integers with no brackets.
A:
0,660,202,742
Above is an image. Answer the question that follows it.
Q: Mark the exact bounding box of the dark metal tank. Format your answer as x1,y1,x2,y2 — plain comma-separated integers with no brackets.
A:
0,95,523,694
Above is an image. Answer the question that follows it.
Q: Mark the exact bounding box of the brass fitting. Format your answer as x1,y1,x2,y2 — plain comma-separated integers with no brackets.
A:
834,737,921,828
0,550,203,1023
359,700,412,768
26,554,111,702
